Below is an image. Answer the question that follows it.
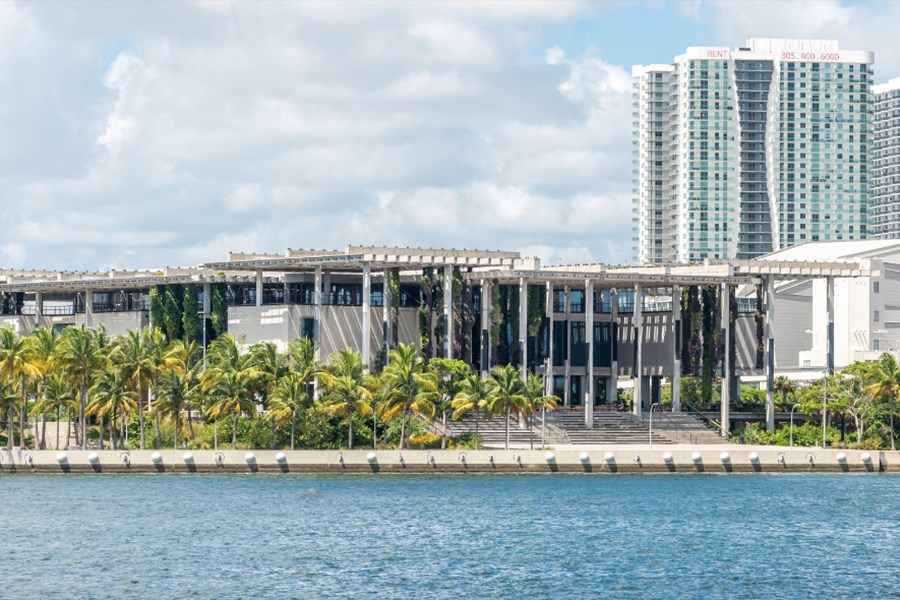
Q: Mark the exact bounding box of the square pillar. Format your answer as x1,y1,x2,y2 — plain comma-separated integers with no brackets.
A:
255,270,263,307
545,281,553,395
85,288,94,328
563,285,570,407
585,279,594,428
314,267,322,363
519,278,528,380
610,288,619,407
765,276,776,433
632,283,643,416
444,266,453,359
480,279,491,378
671,285,681,412
720,282,730,438
362,263,371,372
382,268,392,365
826,275,834,376
34,291,43,327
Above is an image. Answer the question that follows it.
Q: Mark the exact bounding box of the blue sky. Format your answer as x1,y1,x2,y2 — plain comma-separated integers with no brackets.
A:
0,0,898,271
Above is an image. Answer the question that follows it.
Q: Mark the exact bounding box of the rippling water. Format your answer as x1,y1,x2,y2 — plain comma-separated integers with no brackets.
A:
2,474,898,599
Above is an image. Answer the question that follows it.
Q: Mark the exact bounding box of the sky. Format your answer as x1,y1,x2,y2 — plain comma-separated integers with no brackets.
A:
2,0,900,271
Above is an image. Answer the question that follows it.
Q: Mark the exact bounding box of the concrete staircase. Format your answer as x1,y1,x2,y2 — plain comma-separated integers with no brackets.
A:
440,415,567,448
554,410,727,445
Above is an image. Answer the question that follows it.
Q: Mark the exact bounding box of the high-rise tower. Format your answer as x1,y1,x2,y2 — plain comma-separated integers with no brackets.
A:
633,38,874,264
871,77,900,238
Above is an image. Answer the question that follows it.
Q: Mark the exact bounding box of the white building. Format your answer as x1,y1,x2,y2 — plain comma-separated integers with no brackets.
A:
871,77,900,237
744,239,900,372
633,38,874,264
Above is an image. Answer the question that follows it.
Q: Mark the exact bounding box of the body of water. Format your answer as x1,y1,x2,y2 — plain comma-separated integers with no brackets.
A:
2,473,898,599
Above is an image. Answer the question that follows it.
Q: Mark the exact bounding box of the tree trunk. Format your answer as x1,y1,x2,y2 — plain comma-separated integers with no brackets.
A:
154,411,162,449
19,382,26,449
271,415,276,450
475,409,479,451
505,405,510,450
6,365,13,449
291,413,296,450
40,411,47,450
139,383,146,450
891,396,896,452
187,402,195,439
97,415,104,450
441,410,447,449
399,411,406,450
231,414,237,449
56,406,61,451
348,411,353,450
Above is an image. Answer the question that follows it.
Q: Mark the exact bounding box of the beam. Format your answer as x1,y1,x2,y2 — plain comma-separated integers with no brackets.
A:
720,282,730,438
585,279,594,428
671,285,681,412
362,263,371,372
519,278,528,380
765,276,776,433
444,266,453,359
633,283,642,416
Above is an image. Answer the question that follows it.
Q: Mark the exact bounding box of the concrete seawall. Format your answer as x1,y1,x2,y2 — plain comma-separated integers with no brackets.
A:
0,447,896,474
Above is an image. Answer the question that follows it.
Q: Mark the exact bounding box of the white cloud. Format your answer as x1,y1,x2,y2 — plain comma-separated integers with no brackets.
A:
0,0,640,272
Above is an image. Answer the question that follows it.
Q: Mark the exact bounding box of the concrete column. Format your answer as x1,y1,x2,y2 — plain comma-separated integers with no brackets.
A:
826,275,834,377
480,279,491,378
720,283,730,438
202,282,211,359
34,291,42,327
255,270,263,307
671,285,682,412
633,283,643,416
362,263,371,372
85,288,94,328
314,267,322,363
585,279,594,428
609,288,619,406
563,285,570,407
519,278,528,380
382,269,392,365
444,266,453,359
545,282,553,396
765,276,776,433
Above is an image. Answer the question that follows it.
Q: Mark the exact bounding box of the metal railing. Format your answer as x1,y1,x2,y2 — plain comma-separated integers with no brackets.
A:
641,407,698,445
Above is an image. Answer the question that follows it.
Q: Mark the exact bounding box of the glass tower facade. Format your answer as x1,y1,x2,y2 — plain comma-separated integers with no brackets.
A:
633,39,874,264
871,79,900,237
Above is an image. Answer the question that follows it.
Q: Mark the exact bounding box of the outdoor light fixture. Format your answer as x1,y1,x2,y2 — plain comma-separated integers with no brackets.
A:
806,453,816,465
458,452,467,465
214,452,225,466
777,453,786,465
398,453,404,465
633,454,641,464
120,453,131,466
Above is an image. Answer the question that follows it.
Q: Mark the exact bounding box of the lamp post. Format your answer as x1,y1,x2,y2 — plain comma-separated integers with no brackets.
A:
789,403,798,447
822,371,828,449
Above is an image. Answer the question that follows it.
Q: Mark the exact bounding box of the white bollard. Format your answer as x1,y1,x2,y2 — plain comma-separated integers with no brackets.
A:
545,452,556,463
183,452,194,465
366,452,378,464
662,452,673,464
861,452,872,464
120,453,131,466
88,452,100,465
579,452,590,464
836,452,847,463
691,452,702,465
604,452,615,464
56,452,68,465
214,452,225,466
633,454,641,464
748,452,760,463
275,452,287,464
458,452,467,464
720,452,731,464
151,452,163,466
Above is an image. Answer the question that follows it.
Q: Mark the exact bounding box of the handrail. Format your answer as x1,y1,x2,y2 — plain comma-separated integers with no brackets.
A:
681,400,726,436
646,407,697,445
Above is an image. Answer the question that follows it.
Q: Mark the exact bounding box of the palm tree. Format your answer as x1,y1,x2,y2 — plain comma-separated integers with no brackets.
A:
522,372,559,449
321,373,373,449
88,368,138,450
774,375,796,408
202,334,259,449
427,358,470,449
486,364,526,450
269,372,309,450
452,374,495,450
0,326,41,448
29,326,60,449
380,344,438,450
152,368,192,450
32,373,75,450
864,352,899,451
249,341,286,449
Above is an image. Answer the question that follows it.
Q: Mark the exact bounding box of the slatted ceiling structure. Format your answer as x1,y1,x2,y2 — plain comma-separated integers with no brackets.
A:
202,246,523,273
